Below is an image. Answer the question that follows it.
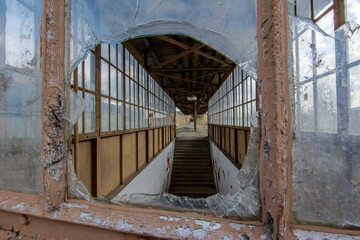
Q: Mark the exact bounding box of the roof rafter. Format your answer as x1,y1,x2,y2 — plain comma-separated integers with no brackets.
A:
157,35,231,67
151,44,204,70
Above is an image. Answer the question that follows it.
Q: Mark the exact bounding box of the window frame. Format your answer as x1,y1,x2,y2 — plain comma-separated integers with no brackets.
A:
0,0,359,239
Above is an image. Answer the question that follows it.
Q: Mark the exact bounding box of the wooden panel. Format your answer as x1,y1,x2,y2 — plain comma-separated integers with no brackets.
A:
148,130,154,160
230,128,236,159
159,128,163,150
122,133,137,182
138,131,146,169
237,130,247,165
209,125,213,140
99,136,120,196
154,128,159,155
165,127,168,145
77,141,94,194
171,126,175,140
225,127,230,153
246,130,250,155
221,127,225,149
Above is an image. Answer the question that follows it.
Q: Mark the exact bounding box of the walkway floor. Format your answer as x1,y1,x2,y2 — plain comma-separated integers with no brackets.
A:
176,127,208,138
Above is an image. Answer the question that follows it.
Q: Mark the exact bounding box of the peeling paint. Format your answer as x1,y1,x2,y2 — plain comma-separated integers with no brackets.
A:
159,215,181,222
79,211,93,221
194,220,222,231
229,223,247,231
11,203,25,211
62,202,89,209
116,219,134,231
294,229,360,240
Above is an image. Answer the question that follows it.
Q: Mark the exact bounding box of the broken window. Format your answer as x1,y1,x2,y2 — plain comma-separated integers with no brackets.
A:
290,0,360,228
66,0,261,220
0,0,43,193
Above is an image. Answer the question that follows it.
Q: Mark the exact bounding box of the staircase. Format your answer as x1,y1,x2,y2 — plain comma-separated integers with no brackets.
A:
168,137,217,198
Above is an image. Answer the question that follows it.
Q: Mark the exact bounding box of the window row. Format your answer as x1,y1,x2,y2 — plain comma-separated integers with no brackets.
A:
72,43,175,134
208,66,257,127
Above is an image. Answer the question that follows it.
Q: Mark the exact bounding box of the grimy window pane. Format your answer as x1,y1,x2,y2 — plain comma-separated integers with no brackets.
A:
84,92,96,133
101,44,109,60
0,0,43,193
110,44,117,66
290,12,360,227
110,100,117,131
84,52,95,91
126,103,131,129
77,90,83,134
101,60,109,96
110,66,117,98
118,71,123,100
101,97,109,132
118,101,123,130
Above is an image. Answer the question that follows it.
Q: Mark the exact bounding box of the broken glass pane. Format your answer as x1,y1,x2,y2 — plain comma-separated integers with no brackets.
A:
0,0,43,193
69,0,258,78
290,15,360,227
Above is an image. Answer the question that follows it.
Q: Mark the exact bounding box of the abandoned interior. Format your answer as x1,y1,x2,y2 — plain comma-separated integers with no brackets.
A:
0,0,359,239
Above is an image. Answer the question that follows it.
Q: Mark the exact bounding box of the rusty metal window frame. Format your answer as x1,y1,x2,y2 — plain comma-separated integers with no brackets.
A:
1,1,360,239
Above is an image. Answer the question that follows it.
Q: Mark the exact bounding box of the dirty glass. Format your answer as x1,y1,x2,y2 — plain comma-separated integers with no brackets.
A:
290,13,360,227
69,0,258,78
67,0,256,219
0,0,43,193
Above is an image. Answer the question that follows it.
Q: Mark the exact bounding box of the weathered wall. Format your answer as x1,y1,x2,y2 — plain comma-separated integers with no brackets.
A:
210,141,240,195
113,141,174,199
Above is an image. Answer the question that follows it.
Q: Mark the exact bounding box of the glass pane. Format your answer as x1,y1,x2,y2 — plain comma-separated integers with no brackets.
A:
101,60,109,95
101,97,109,131
110,44,117,66
296,31,313,82
135,83,138,105
317,75,337,133
296,0,311,18
298,82,315,131
118,101,124,130
314,0,332,20
78,63,83,88
130,80,134,103
349,65,360,135
135,106,138,129
118,71,123,100
125,76,130,102
125,49,130,76
118,44,123,71
78,114,83,134
84,52,95,91
110,66,117,98
110,100,117,131
347,0,360,22
84,92,96,133
4,0,36,69
1,0,43,193
126,103,131,129
130,105,135,128
101,44,109,60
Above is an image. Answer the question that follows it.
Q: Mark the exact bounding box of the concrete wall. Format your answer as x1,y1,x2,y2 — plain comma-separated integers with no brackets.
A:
113,140,175,198
210,141,240,195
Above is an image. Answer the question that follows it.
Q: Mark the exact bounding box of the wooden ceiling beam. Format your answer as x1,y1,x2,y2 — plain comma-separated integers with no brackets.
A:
151,67,229,72
151,44,204,70
157,35,232,67
153,72,216,87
